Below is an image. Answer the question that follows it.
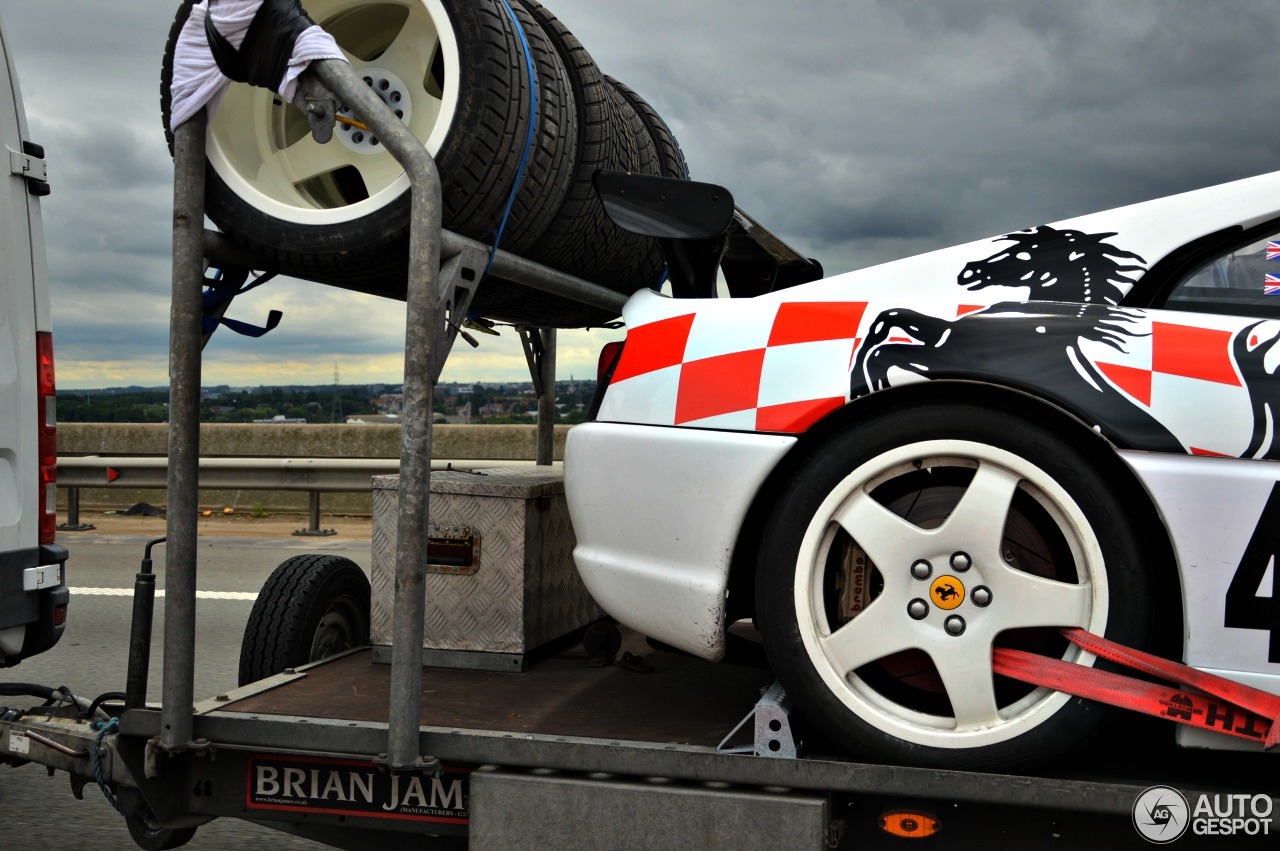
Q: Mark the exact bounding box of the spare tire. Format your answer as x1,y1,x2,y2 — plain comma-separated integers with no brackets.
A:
475,0,679,326
160,0,551,280
161,0,694,328
603,74,689,296
604,75,688,181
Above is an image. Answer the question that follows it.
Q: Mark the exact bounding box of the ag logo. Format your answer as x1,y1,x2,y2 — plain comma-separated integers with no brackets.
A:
1132,785,1189,843
930,576,964,610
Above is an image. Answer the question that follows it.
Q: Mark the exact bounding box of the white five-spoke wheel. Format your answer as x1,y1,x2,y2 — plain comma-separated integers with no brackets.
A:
757,404,1152,770
161,0,548,278
208,0,459,225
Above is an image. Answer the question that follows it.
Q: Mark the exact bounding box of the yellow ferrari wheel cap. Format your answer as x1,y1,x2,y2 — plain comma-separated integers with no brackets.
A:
930,576,965,610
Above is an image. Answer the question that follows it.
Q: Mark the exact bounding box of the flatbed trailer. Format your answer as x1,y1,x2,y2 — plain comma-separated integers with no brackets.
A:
2,27,1278,851
7,620,1277,849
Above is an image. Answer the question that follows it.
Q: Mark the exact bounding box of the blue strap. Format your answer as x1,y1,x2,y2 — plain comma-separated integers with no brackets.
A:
202,268,283,337
209,310,283,337
485,0,538,277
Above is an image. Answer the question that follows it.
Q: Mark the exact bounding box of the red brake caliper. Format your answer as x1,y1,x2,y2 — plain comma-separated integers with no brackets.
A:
992,628,1280,750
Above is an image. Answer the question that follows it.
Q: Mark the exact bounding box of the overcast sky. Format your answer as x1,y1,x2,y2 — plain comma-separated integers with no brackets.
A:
4,1,1279,390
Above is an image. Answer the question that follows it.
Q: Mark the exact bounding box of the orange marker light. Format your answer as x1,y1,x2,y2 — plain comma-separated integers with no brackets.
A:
879,810,941,838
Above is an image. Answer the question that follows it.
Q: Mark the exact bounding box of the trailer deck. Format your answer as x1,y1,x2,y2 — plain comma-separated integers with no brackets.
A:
98,623,1274,849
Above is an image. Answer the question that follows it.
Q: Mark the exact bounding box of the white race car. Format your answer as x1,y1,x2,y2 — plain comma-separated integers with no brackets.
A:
565,169,1280,770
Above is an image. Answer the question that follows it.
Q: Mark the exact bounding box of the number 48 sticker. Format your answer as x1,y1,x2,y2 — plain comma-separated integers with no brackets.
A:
1225,481,1280,663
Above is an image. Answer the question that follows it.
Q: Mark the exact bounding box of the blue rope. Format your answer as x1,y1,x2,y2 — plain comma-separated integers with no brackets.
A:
486,0,539,276
91,717,126,816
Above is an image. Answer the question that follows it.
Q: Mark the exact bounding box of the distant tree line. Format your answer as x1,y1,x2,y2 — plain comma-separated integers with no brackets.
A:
57,386,377,424
58,380,596,424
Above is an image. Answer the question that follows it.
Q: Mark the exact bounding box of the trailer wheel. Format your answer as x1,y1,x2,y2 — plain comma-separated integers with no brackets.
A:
238,554,371,687
755,404,1152,770
125,810,196,851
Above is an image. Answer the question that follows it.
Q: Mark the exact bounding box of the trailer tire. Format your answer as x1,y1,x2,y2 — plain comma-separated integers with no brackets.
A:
238,554,371,687
125,810,196,851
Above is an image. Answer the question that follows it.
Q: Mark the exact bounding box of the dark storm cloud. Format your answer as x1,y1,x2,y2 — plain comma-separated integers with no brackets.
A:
3,0,1278,386
553,0,1280,271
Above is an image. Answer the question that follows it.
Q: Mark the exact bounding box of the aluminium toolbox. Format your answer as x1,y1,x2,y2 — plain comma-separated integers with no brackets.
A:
369,466,604,671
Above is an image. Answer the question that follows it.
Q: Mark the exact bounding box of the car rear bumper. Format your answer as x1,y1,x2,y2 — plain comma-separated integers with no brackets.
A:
564,422,794,660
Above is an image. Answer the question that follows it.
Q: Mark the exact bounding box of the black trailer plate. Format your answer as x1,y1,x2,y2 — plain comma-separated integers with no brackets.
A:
245,754,470,824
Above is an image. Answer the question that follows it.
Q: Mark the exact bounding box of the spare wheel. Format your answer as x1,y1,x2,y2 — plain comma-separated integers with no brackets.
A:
161,0,540,273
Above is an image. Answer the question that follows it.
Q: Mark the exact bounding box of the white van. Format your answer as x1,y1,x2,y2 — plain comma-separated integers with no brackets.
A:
0,17,66,666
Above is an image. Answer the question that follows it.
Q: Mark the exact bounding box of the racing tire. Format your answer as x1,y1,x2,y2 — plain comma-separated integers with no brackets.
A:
473,0,655,327
603,74,688,296
755,403,1152,770
238,554,371,687
604,76,689,183
160,0,547,282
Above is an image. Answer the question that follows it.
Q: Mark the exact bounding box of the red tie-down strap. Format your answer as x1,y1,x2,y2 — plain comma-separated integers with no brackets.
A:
992,628,1280,750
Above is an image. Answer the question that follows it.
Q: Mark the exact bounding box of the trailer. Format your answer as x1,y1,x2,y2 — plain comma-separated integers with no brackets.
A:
2,10,1278,851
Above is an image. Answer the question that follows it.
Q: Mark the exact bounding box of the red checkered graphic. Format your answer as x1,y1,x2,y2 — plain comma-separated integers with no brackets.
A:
1096,321,1241,408
611,313,695,383
768,301,869,346
1151,322,1240,386
675,349,765,423
613,301,868,432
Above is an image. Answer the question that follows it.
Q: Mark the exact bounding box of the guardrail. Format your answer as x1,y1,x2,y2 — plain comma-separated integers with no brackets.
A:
57,456,549,535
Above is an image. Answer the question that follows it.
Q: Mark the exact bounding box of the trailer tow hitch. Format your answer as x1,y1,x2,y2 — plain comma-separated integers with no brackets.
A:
994,628,1280,749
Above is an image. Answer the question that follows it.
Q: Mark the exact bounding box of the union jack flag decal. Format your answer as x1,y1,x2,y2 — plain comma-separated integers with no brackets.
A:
1267,240,1280,260
1266,273,1280,295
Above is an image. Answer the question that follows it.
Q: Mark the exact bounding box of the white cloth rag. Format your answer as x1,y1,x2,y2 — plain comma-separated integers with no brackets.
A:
168,0,347,132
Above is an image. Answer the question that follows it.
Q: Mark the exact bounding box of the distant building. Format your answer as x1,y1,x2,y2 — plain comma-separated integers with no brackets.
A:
345,414,401,424
253,414,306,424
370,393,404,414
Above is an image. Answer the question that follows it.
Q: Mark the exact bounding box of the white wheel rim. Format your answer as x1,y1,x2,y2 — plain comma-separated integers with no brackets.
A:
793,439,1109,750
206,0,460,226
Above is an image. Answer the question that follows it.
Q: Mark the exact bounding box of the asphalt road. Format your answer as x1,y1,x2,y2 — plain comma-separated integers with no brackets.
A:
0,531,374,851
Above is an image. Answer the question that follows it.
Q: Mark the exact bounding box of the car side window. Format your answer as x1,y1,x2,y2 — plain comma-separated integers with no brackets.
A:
1163,234,1280,317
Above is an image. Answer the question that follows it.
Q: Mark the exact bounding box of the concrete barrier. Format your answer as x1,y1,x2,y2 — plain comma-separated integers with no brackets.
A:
57,423,573,516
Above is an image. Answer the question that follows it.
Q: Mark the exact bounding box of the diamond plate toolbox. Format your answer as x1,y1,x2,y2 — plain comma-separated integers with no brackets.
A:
370,467,603,660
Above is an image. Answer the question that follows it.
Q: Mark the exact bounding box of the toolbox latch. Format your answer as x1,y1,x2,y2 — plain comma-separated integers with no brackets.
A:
425,525,481,575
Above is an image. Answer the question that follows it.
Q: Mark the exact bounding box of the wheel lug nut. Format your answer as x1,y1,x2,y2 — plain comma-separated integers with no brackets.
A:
972,586,992,607
907,599,929,620
944,615,966,636
911,560,932,580
950,552,971,572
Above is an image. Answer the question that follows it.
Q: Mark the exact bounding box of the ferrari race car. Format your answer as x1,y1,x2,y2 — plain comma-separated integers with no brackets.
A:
564,169,1280,770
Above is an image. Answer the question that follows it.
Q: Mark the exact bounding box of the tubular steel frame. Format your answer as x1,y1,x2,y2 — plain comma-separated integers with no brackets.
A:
160,57,625,770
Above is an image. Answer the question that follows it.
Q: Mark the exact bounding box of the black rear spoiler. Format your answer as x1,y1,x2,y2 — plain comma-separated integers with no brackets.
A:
595,170,823,299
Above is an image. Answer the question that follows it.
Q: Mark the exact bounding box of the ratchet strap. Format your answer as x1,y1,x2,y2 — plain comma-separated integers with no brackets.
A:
992,628,1280,750
202,268,283,338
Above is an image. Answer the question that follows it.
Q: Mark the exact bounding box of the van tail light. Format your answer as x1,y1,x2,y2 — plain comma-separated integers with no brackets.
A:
36,332,56,544
586,340,626,421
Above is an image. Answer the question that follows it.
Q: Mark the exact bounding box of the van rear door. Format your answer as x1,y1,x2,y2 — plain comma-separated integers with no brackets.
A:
0,16,67,665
